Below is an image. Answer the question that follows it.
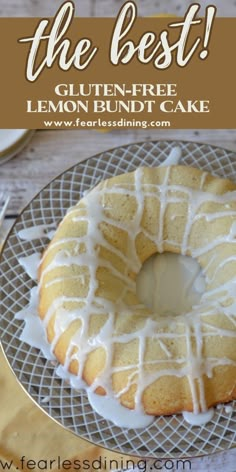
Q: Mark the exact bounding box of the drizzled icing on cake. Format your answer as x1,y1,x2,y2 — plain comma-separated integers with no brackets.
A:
38,156,236,417
18,253,41,280
15,286,54,361
15,148,235,424
159,146,182,167
183,409,214,426
16,250,233,427
18,223,56,241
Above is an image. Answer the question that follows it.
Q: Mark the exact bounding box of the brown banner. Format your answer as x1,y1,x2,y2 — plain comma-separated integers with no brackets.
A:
0,12,235,129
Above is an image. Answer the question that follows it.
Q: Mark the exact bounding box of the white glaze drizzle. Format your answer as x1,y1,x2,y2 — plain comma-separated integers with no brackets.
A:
18,223,56,241
159,146,182,167
225,405,233,414
18,253,41,280
182,408,214,425
55,365,154,428
15,286,54,361
87,391,155,429
15,148,236,424
41,396,51,404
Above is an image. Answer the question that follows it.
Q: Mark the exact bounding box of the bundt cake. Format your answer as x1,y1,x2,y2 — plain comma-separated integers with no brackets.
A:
38,165,236,415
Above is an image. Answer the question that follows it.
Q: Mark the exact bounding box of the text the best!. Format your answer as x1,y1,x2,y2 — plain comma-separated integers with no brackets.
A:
19,1,216,82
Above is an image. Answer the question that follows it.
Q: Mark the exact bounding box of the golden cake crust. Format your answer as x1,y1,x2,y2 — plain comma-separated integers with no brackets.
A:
38,165,236,415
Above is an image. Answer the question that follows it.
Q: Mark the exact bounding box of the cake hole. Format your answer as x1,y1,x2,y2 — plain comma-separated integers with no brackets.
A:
136,252,206,317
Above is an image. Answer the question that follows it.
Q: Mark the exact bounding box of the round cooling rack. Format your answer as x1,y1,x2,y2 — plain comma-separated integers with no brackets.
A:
1,140,236,459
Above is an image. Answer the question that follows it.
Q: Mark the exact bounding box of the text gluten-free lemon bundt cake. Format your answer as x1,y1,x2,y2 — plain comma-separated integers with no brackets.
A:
39,165,236,415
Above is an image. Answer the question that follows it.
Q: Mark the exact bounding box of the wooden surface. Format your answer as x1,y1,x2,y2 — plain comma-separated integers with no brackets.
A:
1,0,236,17
1,0,236,470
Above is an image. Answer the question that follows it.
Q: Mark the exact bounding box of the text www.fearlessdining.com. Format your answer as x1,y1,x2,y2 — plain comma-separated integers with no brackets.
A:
0,456,192,470
43,118,171,129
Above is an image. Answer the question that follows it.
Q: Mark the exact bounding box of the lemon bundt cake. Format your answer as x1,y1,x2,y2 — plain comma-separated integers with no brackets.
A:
38,165,236,416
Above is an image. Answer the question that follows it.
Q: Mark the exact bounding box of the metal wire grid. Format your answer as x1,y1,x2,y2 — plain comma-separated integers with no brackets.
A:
1,140,236,458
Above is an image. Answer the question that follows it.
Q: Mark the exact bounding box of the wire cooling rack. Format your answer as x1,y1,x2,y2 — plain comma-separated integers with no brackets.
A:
1,140,236,459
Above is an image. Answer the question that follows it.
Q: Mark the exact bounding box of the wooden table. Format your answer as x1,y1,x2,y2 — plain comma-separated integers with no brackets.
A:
1,1,236,470
2,0,236,17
